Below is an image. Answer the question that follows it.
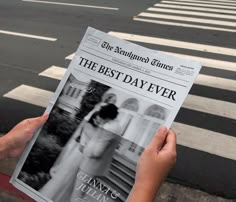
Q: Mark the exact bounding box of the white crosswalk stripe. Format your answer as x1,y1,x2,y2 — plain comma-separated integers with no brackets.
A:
173,0,236,6
167,52,234,72
108,32,236,57
164,52,236,72
161,0,236,9
204,0,236,2
154,4,236,15
195,75,236,92
148,7,236,20
133,17,236,33
3,85,53,108
183,95,236,119
138,12,236,27
65,53,75,61
39,65,66,80
172,122,236,161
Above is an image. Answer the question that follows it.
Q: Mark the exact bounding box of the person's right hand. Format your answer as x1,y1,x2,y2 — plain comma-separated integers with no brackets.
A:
128,126,176,202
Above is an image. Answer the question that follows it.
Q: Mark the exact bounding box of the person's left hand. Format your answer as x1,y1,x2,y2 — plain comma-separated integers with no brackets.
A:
1,114,48,159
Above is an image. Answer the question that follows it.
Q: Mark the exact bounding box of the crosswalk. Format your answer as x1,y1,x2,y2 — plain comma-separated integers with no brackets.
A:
134,0,236,32
3,1,236,159
1,0,236,198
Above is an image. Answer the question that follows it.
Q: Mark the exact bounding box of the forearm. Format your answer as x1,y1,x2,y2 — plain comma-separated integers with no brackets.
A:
0,135,10,160
127,181,160,202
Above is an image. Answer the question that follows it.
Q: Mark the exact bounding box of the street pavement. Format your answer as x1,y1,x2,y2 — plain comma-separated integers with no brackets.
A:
0,0,236,201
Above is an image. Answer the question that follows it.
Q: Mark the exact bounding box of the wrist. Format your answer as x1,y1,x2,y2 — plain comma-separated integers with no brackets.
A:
127,181,158,202
134,180,160,194
135,176,163,192
0,135,10,160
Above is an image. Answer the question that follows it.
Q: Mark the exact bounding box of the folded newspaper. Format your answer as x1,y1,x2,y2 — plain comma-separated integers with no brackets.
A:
11,27,202,202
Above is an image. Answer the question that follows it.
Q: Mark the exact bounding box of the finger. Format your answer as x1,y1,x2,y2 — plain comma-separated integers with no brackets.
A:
162,129,176,152
24,114,49,131
148,126,168,149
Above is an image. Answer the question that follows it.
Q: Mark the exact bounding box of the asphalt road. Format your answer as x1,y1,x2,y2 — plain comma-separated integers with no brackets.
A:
0,0,236,200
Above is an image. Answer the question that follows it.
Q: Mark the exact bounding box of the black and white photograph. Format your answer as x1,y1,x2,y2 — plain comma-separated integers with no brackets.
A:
17,73,170,202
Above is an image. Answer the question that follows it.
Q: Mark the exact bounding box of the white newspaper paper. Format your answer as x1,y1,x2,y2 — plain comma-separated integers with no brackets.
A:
11,27,201,202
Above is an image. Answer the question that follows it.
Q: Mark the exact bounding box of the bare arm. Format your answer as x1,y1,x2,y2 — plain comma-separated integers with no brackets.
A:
127,126,177,202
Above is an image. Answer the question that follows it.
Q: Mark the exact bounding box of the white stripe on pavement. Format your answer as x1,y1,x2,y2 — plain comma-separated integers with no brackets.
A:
0,30,57,41
66,53,75,61
148,7,236,20
172,122,236,161
202,0,236,3
66,53,75,60
183,94,236,119
201,0,236,2
138,12,236,27
195,75,236,92
154,4,236,14
39,66,66,80
109,32,236,57
161,0,236,10
108,32,236,72
3,85,53,108
173,0,236,6
163,51,236,72
22,0,119,10
133,17,236,33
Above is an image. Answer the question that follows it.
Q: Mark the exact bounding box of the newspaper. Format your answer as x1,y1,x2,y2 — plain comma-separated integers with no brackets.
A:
10,27,201,202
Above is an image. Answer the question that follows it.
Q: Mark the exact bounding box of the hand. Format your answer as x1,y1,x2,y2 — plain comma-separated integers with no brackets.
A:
128,126,176,202
0,114,48,159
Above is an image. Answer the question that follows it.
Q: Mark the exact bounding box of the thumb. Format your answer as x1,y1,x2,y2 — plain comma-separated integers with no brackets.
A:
148,126,168,150
23,114,49,132
6,114,49,151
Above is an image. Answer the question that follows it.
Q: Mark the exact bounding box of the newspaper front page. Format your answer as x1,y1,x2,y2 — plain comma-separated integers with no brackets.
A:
10,27,201,202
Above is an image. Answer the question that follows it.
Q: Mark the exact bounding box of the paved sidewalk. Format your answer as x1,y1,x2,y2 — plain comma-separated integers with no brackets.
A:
156,182,234,202
0,157,234,202
0,190,26,202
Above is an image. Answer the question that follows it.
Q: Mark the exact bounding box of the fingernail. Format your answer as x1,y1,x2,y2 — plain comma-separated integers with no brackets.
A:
159,126,167,133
